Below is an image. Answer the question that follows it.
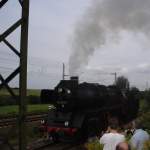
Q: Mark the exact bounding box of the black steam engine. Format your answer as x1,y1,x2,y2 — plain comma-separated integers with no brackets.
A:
41,77,139,141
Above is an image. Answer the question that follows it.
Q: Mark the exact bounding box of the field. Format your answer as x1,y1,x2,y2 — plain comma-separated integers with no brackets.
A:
0,88,42,106
0,88,50,116
0,88,50,147
0,104,50,117
0,88,41,96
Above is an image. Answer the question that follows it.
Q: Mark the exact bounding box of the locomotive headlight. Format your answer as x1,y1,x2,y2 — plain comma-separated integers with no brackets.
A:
64,121,69,127
41,119,45,124
67,89,71,94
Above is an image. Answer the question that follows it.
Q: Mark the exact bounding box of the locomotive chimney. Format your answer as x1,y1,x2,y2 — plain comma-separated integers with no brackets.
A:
70,76,78,81
70,76,79,85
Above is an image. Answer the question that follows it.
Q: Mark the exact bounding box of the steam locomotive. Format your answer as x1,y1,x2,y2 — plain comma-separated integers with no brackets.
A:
40,76,139,142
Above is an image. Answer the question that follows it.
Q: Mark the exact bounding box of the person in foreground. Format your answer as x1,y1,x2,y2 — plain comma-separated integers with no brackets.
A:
100,119,125,150
129,120,149,150
116,142,131,150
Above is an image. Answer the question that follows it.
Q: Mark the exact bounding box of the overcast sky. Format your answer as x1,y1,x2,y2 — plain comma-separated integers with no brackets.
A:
1,0,150,90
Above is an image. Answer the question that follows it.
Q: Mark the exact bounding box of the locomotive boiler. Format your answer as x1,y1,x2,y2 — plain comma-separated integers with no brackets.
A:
40,76,139,141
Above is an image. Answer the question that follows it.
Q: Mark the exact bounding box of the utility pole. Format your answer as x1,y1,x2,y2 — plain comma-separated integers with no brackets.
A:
62,63,65,80
110,72,117,85
146,81,149,91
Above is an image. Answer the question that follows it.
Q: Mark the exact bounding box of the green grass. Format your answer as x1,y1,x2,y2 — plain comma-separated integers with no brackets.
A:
27,89,41,96
0,88,40,96
85,138,103,150
0,104,50,116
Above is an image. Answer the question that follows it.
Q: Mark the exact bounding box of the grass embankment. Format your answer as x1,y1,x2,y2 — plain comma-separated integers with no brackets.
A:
0,88,41,96
0,104,50,117
0,88,51,117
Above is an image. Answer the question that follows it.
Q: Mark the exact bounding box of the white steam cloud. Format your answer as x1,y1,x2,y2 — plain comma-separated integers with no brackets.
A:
69,0,150,75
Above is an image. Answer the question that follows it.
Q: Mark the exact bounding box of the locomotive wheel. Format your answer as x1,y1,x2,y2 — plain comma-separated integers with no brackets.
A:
48,132,59,143
73,129,86,142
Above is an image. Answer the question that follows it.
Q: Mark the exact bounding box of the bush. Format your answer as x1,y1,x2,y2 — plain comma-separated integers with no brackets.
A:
85,138,103,150
0,88,41,106
0,95,17,106
27,95,41,104
138,111,150,131
143,140,150,150
144,90,150,105
0,95,41,106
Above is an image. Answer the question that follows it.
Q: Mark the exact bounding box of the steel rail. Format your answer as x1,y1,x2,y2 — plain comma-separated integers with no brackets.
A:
0,114,48,128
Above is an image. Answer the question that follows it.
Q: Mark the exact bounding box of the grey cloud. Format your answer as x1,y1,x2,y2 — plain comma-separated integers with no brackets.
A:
69,0,150,75
134,63,150,74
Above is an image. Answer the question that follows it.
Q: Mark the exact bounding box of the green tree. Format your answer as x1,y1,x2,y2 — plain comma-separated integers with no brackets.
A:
144,89,150,105
116,76,130,90
130,86,139,92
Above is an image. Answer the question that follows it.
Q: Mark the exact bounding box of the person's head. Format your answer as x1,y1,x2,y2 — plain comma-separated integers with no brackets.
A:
116,142,131,150
108,117,119,130
123,122,133,130
132,119,143,129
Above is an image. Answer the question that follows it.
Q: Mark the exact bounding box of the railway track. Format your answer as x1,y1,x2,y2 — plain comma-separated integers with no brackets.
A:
27,140,83,150
0,138,83,150
0,113,84,150
0,113,47,128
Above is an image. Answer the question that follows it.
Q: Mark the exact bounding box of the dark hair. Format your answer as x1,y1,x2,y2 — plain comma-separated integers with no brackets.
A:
108,118,119,130
116,142,131,150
